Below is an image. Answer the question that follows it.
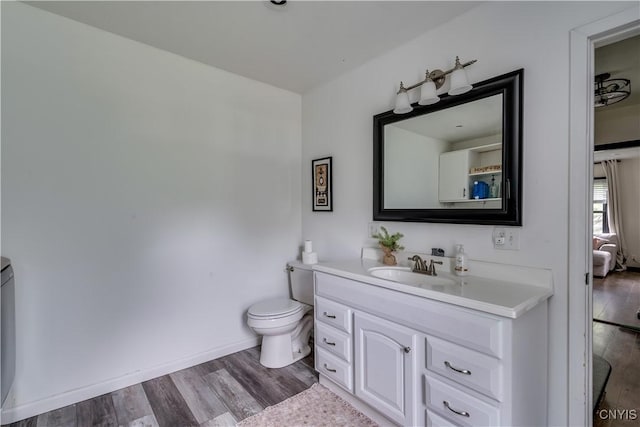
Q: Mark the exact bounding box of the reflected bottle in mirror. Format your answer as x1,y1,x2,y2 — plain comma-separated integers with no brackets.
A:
489,175,500,198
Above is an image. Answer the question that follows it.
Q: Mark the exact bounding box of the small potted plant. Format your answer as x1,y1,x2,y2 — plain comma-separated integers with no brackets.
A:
373,226,404,266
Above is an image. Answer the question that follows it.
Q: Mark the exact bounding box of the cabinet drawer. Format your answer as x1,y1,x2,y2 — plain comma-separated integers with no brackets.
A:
315,296,352,333
426,336,503,401
426,409,460,427
425,374,499,427
316,322,351,362
316,347,353,392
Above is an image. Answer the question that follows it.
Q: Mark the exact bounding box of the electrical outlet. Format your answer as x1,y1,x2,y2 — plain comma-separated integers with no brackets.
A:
368,222,379,238
493,227,520,250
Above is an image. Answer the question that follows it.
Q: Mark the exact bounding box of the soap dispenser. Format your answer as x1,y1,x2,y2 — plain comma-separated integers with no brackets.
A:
454,244,469,277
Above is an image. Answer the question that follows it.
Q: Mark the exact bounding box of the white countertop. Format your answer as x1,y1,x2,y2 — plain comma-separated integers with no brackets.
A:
313,258,553,319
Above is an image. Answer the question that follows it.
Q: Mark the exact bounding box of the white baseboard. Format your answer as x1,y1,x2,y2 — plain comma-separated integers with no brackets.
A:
0,337,260,425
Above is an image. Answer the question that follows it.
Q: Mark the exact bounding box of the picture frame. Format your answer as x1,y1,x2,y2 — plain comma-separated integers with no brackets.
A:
312,157,332,211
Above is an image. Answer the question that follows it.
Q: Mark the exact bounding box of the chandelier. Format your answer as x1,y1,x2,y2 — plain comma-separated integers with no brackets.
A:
595,73,631,107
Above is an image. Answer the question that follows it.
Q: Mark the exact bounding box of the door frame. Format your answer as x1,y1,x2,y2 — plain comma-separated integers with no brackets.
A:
568,8,640,426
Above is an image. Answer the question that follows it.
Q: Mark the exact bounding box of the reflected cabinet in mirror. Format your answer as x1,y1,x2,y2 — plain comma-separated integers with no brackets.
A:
373,69,523,225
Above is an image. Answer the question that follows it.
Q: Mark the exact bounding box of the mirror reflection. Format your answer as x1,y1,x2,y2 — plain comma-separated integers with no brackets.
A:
383,94,503,209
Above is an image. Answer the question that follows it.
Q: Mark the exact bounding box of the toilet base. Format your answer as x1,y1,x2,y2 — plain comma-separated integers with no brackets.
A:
259,313,313,368
260,340,311,369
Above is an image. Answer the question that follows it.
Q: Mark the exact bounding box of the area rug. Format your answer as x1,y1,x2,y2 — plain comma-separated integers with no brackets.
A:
237,383,379,427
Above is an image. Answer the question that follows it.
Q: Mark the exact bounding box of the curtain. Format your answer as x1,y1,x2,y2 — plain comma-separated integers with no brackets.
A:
601,160,627,270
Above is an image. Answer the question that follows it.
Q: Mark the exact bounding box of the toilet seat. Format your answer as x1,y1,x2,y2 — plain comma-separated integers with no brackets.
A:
247,298,303,320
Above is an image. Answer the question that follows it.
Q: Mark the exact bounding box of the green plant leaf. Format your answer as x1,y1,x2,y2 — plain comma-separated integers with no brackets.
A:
372,226,404,252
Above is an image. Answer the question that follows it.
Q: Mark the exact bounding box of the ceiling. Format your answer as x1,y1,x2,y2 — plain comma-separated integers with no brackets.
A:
27,1,480,94
392,94,502,143
595,34,640,111
594,33,639,160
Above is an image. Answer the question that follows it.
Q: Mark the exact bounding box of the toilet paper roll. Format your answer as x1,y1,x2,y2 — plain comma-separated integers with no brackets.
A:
304,240,313,253
302,251,318,265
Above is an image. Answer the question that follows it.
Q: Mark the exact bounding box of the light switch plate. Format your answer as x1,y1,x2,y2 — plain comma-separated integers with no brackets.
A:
493,227,520,250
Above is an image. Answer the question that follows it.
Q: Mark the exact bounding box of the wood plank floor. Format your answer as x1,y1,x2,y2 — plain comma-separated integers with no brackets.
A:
593,270,640,426
5,347,317,427
593,270,640,328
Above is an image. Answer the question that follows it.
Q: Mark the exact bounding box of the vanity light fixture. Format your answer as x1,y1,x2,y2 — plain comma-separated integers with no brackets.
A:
594,73,630,107
393,56,477,114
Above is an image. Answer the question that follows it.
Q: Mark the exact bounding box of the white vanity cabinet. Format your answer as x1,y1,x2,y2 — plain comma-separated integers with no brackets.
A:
354,311,418,426
438,150,471,202
315,296,353,392
314,270,548,427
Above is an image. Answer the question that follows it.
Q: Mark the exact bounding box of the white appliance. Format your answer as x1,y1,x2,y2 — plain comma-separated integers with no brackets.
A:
247,261,314,368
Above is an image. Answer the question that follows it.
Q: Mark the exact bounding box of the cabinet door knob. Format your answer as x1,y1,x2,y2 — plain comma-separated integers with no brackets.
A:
322,338,336,346
444,360,472,375
323,363,337,373
323,312,336,319
403,346,411,353
443,400,470,418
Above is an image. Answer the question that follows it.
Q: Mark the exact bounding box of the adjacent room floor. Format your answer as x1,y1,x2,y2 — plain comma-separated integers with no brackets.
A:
4,347,317,427
593,270,640,426
593,270,640,329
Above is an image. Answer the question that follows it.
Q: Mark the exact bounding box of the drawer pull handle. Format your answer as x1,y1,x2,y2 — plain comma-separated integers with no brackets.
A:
443,400,470,418
323,312,336,319
323,363,337,373
445,361,471,375
322,338,336,346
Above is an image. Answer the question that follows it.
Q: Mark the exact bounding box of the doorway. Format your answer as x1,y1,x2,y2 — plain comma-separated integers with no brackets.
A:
568,9,640,427
591,34,640,425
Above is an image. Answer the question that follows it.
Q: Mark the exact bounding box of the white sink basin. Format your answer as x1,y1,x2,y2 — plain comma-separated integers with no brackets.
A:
368,266,457,287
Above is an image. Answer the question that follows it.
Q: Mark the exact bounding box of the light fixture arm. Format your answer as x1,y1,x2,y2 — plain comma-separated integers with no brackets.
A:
397,58,477,94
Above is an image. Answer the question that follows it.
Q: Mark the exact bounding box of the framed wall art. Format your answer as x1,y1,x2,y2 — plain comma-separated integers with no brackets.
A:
312,157,332,211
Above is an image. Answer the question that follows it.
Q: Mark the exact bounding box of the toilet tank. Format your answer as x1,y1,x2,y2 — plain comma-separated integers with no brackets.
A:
288,261,314,306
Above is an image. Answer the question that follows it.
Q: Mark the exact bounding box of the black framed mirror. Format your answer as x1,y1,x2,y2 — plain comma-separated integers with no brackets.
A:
373,69,523,225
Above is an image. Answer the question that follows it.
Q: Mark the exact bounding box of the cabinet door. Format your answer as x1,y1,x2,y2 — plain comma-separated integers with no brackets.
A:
438,150,469,202
354,312,418,426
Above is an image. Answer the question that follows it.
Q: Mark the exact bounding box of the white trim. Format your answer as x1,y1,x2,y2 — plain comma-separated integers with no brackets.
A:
568,8,640,427
0,337,259,425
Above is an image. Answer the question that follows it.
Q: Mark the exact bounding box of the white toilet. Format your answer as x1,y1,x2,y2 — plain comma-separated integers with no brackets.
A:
247,261,314,368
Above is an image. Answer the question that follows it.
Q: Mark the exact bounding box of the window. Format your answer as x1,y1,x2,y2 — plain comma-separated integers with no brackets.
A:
593,178,608,234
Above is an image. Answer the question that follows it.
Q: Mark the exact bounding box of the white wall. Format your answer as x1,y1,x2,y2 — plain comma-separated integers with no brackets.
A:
301,2,633,425
384,127,444,209
1,2,301,420
595,103,640,145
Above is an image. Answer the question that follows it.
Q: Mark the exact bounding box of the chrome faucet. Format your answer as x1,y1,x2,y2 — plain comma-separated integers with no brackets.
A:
408,255,443,276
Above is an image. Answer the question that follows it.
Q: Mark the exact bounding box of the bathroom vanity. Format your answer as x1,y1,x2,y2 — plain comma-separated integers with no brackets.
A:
313,257,552,426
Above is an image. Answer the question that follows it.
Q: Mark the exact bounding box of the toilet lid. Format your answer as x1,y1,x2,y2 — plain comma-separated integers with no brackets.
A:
248,298,303,318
